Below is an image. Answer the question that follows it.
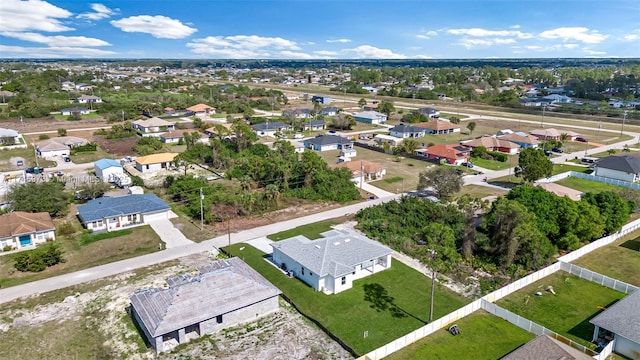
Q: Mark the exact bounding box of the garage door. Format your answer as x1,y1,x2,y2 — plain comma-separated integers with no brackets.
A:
143,211,169,223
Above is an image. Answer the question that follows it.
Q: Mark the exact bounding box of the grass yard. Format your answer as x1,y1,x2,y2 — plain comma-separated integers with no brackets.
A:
456,184,508,199
552,164,592,175
439,112,469,120
170,216,218,242
69,146,113,163
0,225,161,288
470,156,515,171
0,147,56,171
572,231,640,287
555,176,629,193
496,272,626,348
385,310,535,360
267,218,341,241
52,112,103,121
223,244,469,356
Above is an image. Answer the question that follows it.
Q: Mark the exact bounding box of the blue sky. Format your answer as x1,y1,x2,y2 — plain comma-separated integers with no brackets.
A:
1,0,638,59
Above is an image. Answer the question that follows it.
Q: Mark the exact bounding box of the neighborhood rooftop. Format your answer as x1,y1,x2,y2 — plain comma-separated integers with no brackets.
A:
590,289,640,345
0,212,54,239
135,153,177,165
502,335,592,360
94,158,122,170
304,134,353,146
77,194,170,222
595,153,640,174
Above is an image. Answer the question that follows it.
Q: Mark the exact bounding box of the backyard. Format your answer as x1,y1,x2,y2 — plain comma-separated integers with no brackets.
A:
455,184,508,199
555,176,629,194
496,272,626,348
222,243,469,356
0,146,56,171
572,232,640,287
385,310,535,360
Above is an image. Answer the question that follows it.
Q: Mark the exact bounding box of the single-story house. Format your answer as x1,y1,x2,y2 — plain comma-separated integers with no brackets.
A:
135,153,177,173
130,257,281,353
301,119,326,131
60,107,90,116
594,153,640,182
389,124,426,139
530,128,580,141
462,136,520,155
542,94,572,103
186,103,216,115
0,127,22,145
502,335,592,360
94,158,124,183
334,160,387,181
76,95,103,104
288,140,305,153
159,129,209,144
303,135,354,152
414,121,461,135
251,122,292,137
0,212,56,251
77,194,171,232
353,111,387,125
498,132,539,149
132,118,175,135
417,107,440,118
321,106,339,116
415,144,470,165
373,134,403,147
533,182,583,201
590,289,640,360
282,108,312,119
271,229,393,294
311,95,331,104
36,136,89,158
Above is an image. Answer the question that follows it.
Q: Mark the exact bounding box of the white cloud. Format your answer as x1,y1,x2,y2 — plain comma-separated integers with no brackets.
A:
313,50,338,57
416,30,438,39
278,51,313,59
583,48,606,55
0,0,74,32
539,27,607,44
455,38,494,49
1,32,111,47
344,45,406,59
110,15,197,39
622,33,640,41
77,3,117,20
326,38,352,43
447,28,532,39
187,35,301,58
510,25,521,29
0,45,116,58
493,38,516,44
413,55,433,59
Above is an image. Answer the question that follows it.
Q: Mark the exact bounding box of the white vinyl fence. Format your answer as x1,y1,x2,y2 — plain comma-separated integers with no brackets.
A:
560,262,638,295
536,171,640,190
482,262,561,303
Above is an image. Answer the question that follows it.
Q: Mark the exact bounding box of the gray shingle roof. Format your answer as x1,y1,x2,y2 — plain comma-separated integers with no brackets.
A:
596,153,640,174
271,229,392,278
308,119,326,126
130,257,281,337
590,289,640,344
501,335,592,360
390,124,425,133
77,194,170,222
251,122,289,131
304,135,353,147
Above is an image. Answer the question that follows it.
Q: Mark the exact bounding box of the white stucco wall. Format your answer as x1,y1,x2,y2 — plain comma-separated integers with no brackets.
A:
613,335,640,360
595,167,637,182
135,162,167,173
96,166,124,182
199,296,279,335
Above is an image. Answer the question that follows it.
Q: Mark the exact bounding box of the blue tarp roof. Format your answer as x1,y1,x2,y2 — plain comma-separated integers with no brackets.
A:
77,194,170,222
94,158,121,170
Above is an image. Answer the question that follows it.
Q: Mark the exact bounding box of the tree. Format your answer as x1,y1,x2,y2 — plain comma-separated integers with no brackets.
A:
449,116,461,124
400,138,419,155
230,119,257,152
583,191,632,234
457,195,487,260
607,149,617,155
358,98,367,108
332,113,355,130
417,167,464,198
6,181,69,216
57,128,67,137
466,121,476,134
75,181,111,200
377,101,395,119
517,148,552,182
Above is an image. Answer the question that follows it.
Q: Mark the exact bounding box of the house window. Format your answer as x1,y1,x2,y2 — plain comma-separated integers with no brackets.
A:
146,165,149,170
301,267,305,275
341,277,346,285
216,315,223,324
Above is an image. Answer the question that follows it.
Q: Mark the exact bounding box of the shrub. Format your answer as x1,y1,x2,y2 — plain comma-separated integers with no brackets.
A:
13,244,65,272
488,151,508,162
57,221,76,236
39,134,50,140
131,175,144,187
3,245,13,252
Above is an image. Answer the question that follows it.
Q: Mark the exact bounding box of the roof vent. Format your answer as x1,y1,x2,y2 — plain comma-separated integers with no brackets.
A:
314,245,321,249
334,242,340,246
344,239,351,242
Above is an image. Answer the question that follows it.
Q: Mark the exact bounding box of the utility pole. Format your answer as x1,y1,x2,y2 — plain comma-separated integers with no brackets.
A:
621,111,628,136
227,217,231,246
32,141,39,167
360,159,364,191
200,187,204,231
541,106,546,128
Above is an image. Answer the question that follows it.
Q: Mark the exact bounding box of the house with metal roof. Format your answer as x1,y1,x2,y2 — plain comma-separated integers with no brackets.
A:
251,122,291,137
590,289,640,359
389,124,426,139
130,257,281,353
134,153,177,173
594,153,640,182
77,194,171,232
321,106,340,116
132,117,175,136
94,158,124,182
271,229,393,294
501,335,593,360
353,111,387,125
303,134,354,152
0,212,55,251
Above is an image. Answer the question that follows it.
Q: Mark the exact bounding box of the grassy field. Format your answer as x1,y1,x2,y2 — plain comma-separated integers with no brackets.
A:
0,146,56,171
385,310,535,360
0,224,161,288
456,184,509,199
170,216,218,242
496,272,626,348
267,218,341,241
223,244,469,356
555,176,629,193
572,231,640,287
470,156,515,171
69,146,113,163
552,164,592,174
52,112,103,121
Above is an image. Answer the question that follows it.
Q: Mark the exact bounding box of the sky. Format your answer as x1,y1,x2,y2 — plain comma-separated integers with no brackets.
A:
0,0,639,59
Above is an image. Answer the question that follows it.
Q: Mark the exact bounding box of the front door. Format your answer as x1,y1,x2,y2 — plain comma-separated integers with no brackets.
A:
19,235,31,247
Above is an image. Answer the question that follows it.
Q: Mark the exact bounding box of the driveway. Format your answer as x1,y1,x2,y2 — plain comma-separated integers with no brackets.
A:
245,236,275,254
359,180,396,198
148,216,194,248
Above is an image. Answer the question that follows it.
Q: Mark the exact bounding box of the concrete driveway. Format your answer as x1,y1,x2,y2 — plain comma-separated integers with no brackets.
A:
245,237,275,254
148,217,194,248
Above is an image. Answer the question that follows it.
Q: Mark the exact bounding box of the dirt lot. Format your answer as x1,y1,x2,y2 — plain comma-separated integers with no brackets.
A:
93,135,138,156
0,116,109,133
0,253,351,360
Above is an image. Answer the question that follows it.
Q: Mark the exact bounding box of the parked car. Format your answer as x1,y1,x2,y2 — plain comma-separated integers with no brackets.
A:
56,171,64,177
544,150,552,156
16,160,24,166
461,162,474,168
63,156,71,162
552,147,563,153
25,166,44,174
575,137,588,143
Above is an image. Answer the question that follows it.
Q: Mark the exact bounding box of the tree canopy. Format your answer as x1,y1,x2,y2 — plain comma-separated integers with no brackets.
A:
6,181,69,216
417,167,464,198
517,148,553,182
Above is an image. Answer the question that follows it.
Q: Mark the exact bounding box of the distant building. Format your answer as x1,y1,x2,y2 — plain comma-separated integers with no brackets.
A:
415,144,470,165
389,124,426,139
76,95,103,104
132,118,175,136
462,136,520,155
303,134,354,152
36,136,89,158
135,153,178,173
353,111,387,125
417,107,440,118
251,122,291,137
60,107,90,116
414,121,460,135
94,159,124,183
311,95,331,104
0,212,56,251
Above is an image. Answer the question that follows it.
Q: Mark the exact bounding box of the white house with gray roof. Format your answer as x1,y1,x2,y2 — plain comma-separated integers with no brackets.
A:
270,229,392,294
590,289,640,359
594,153,640,182
130,257,281,353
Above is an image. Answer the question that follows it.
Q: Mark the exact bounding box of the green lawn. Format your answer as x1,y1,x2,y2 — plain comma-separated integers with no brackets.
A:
385,310,535,360
470,157,514,171
267,218,340,241
552,164,592,175
456,184,508,199
69,147,113,164
223,244,469,356
0,147,56,171
573,232,640,287
555,176,629,193
496,272,626,348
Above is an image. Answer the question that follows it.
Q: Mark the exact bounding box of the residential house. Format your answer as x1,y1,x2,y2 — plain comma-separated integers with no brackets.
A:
334,160,387,181
311,95,331,104
502,335,592,360
301,119,326,131
94,158,125,183
186,103,216,115
0,212,56,251
462,136,521,154
60,107,90,116
417,107,440,118
77,194,171,232
270,229,393,294
389,124,426,139
0,127,22,145
36,136,89,158
251,122,291,137
374,134,403,147
362,104,379,111
303,135,354,152
321,106,340,116
132,118,175,136
282,108,312,119
130,257,281,353
76,95,103,104
361,86,377,93
288,140,305,153
498,132,539,149
542,94,572,103
594,153,640,182
530,128,580,141
353,111,387,125
414,121,460,135
590,289,640,360
135,153,177,173
415,144,470,165
159,129,209,144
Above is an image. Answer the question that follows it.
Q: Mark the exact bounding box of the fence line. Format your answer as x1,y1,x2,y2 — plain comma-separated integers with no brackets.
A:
559,217,640,263
560,262,639,294
482,262,562,303
593,339,615,360
536,171,573,183
536,171,640,191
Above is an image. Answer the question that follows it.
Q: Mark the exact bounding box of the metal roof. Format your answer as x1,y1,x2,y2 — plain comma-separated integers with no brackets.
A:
590,289,640,344
94,158,121,170
77,194,170,222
